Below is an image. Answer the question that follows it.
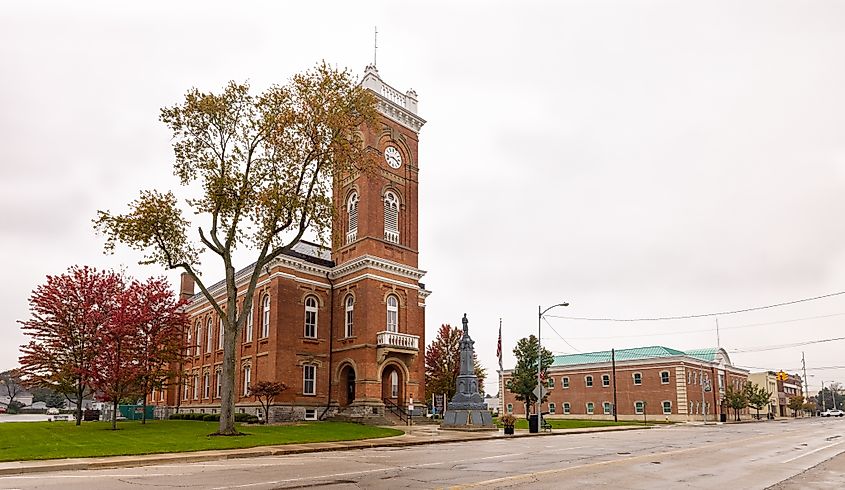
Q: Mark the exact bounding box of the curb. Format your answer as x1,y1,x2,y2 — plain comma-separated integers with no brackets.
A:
0,425,650,476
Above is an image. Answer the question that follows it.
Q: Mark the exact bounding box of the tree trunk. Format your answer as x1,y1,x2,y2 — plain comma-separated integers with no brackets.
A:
112,400,119,430
218,319,239,435
75,383,83,426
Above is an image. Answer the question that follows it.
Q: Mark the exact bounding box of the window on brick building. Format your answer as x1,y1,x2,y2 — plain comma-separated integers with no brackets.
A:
261,294,270,338
243,365,251,396
386,295,399,332
586,402,594,415
344,295,354,337
347,192,359,244
687,371,692,384
661,371,670,384
635,401,644,414
633,372,642,385
193,374,199,400
215,370,222,398
549,403,556,414
206,318,213,353
383,191,399,243
507,403,513,413
187,324,194,355
585,375,593,387
602,374,610,387
183,376,190,400
603,402,612,415
390,371,399,398
203,373,210,399
194,324,201,356
304,296,318,338
218,318,224,350
304,365,316,396
245,301,254,342
547,377,555,389
662,401,672,415
563,402,571,414
562,376,570,388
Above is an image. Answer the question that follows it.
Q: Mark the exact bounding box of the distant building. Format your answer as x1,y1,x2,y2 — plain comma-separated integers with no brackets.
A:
502,346,749,422
747,371,779,417
484,396,500,414
777,373,804,416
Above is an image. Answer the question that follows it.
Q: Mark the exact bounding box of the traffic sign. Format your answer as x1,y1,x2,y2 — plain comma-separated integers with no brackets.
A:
533,385,548,399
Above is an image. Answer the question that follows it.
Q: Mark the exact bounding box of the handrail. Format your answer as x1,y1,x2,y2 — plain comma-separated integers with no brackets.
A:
383,397,408,424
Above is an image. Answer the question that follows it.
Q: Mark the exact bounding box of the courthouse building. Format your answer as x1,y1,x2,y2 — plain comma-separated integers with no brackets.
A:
502,346,750,422
152,65,429,421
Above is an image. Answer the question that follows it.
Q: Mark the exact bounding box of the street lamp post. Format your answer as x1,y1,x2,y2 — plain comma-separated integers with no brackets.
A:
538,302,569,429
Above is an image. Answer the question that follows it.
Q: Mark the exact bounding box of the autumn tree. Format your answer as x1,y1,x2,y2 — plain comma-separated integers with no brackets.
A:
249,380,288,423
723,384,748,421
19,266,124,425
95,63,377,435
506,335,553,418
745,382,772,420
0,370,25,409
424,324,486,403
90,287,143,430
788,395,805,417
129,277,188,424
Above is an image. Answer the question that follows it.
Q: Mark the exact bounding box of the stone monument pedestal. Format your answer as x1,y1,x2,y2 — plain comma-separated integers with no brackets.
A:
440,314,497,431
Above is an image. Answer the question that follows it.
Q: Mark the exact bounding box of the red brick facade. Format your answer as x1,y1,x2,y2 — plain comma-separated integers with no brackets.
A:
501,347,749,422
152,66,429,421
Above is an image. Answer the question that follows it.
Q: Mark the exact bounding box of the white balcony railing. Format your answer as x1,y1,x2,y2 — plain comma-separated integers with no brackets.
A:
377,331,419,351
384,230,399,244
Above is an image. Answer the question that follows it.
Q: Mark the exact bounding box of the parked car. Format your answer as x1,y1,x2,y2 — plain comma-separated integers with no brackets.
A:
46,407,60,415
0,406,6,414
821,409,844,417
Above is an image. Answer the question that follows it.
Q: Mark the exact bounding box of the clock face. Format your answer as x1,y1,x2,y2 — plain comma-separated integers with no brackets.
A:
384,146,402,169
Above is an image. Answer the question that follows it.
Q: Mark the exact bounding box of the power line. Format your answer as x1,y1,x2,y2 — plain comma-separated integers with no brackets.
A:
728,336,845,353
542,316,581,353
545,290,845,322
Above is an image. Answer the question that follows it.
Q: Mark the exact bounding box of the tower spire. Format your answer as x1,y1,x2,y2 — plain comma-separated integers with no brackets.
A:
373,26,378,67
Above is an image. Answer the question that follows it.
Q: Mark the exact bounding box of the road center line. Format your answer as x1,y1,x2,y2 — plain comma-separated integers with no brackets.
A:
782,441,844,464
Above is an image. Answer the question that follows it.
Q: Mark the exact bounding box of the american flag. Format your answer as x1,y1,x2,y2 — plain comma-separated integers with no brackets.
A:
496,319,502,370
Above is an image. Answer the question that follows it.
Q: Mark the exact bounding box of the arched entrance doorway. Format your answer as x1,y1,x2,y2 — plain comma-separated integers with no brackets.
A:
381,364,404,403
340,365,356,407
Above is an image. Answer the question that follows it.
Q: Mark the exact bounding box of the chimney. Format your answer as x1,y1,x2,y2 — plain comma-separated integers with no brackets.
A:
180,272,195,301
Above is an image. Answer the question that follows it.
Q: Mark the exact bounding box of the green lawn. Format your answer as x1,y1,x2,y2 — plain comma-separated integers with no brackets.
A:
494,417,651,430
0,420,403,462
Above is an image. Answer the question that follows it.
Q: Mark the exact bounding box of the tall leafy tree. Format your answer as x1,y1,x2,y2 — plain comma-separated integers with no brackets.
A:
129,277,188,424
506,335,553,418
723,384,748,421
424,324,486,403
745,382,772,419
95,63,377,435
788,395,805,417
19,266,124,425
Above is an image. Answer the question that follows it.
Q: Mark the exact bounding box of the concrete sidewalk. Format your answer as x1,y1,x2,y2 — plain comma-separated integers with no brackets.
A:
0,424,649,476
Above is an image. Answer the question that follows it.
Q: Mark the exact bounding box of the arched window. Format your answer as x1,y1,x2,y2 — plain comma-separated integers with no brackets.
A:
346,192,359,244
187,323,195,354
194,323,201,356
245,301,254,342
383,191,399,243
243,365,251,396
344,295,354,337
261,294,270,338
390,371,399,398
304,296,318,338
386,295,399,332
218,318,224,350
206,318,213,353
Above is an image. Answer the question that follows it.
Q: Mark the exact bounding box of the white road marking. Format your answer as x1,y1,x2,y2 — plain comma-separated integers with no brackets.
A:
1,474,169,480
782,441,844,464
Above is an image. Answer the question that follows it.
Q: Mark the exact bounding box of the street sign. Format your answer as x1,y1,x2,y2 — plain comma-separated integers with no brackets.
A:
704,382,712,392
533,385,548,399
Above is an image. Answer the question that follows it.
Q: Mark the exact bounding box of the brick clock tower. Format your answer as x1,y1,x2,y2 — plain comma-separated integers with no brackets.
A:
330,65,429,418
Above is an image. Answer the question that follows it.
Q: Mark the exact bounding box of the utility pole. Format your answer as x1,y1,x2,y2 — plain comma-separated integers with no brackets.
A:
701,369,707,424
802,352,809,401
611,348,618,422
715,317,720,347
821,380,826,412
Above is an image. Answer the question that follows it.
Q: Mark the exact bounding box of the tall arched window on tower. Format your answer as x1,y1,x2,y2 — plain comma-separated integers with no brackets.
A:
344,295,354,337
206,318,213,353
383,191,399,243
261,294,270,338
386,295,399,332
304,296,318,338
346,192,358,244
390,371,399,398
245,300,254,342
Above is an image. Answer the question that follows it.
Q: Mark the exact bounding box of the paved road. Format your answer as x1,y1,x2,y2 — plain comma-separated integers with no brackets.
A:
0,418,842,489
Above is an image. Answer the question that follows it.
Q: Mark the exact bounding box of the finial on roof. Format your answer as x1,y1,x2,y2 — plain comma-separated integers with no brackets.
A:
373,26,378,67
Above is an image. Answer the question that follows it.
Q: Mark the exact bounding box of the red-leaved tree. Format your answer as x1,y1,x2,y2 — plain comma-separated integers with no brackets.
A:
19,266,124,425
131,277,187,424
90,288,143,430
249,380,288,423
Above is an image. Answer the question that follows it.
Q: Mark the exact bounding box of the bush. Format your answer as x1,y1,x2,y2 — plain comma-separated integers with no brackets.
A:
168,412,258,423
202,414,220,422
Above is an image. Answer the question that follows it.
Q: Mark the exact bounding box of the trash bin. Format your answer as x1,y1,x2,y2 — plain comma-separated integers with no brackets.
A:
720,413,727,423
528,414,539,433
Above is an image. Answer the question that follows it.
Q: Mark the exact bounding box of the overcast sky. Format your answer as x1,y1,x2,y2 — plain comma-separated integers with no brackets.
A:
3,1,845,396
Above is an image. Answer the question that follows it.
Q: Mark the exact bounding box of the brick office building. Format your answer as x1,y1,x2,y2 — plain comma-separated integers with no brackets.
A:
151,65,429,421
501,346,749,422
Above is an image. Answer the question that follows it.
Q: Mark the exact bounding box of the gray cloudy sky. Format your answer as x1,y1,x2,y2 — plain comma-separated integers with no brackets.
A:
3,1,845,396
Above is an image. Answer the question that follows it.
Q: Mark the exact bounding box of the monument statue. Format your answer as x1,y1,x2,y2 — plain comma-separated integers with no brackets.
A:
440,314,496,430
